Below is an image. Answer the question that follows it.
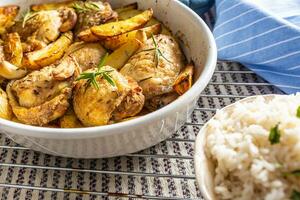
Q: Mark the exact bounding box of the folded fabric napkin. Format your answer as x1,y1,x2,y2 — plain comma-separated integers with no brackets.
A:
213,0,300,94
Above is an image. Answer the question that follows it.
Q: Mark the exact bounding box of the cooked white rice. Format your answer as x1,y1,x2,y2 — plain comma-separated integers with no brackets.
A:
205,94,300,200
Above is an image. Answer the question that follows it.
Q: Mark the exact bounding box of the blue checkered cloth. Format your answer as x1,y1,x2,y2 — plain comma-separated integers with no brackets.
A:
213,0,300,94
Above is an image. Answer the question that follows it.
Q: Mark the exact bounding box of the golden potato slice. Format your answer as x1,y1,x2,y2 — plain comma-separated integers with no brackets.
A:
102,24,162,50
91,9,153,39
23,32,73,70
105,30,147,70
146,18,172,36
173,64,194,95
4,33,23,67
30,1,75,11
115,3,138,14
0,61,27,79
59,108,83,128
0,88,12,120
117,9,172,36
0,5,19,34
117,9,142,20
77,29,101,42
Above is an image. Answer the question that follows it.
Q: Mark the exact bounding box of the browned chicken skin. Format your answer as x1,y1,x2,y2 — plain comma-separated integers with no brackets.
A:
65,41,107,71
73,66,144,126
10,8,77,52
121,34,185,100
112,76,145,121
7,56,79,125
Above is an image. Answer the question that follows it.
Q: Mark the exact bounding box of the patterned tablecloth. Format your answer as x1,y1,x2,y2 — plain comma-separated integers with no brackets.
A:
0,61,283,200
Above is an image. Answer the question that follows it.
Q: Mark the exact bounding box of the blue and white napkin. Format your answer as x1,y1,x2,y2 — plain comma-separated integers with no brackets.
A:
213,0,300,94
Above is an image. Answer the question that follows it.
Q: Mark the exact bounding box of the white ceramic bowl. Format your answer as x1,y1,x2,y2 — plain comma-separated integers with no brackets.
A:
194,95,278,200
0,0,217,158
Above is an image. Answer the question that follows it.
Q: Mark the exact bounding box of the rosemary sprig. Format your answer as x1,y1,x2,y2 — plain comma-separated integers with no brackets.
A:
283,169,300,177
72,2,102,13
142,34,172,68
22,10,38,28
76,53,116,89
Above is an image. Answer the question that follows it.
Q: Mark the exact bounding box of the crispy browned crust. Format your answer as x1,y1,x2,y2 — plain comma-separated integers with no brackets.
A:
7,83,72,126
0,5,19,34
112,76,145,121
59,8,78,32
3,32,23,66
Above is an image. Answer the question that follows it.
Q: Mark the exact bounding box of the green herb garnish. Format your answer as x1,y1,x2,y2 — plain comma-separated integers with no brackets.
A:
291,190,300,200
22,10,38,28
297,106,300,118
142,34,172,68
76,53,116,89
72,2,102,13
269,124,281,145
284,169,300,177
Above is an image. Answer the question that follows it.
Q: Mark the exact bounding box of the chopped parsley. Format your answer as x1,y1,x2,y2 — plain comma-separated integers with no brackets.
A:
268,124,281,145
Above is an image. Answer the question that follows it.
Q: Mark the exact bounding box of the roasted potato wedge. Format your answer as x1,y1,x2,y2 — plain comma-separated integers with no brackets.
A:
0,61,27,79
115,3,138,14
91,9,153,39
105,30,147,70
146,18,172,36
117,8,172,36
117,9,142,21
102,24,162,50
77,29,101,42
23,32,73,69
4,32,23,66
59,108,83,128
0,5,19,34
0,88,12,120
30,1,75,11
173,64,194,95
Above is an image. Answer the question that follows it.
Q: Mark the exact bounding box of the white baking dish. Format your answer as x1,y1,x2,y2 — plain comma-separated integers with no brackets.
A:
0,0,217,158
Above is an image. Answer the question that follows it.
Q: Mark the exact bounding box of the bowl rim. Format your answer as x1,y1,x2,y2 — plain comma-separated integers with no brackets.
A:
0,0,217,139
194,94,285,200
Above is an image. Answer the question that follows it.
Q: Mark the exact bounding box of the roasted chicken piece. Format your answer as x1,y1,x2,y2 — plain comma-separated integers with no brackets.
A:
11,8,77,52
7,56,79,126
65,42,107,71
73,66,144,126
112,76,145,121
145,92,179,111
120,34,185,100
75,1,117,41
